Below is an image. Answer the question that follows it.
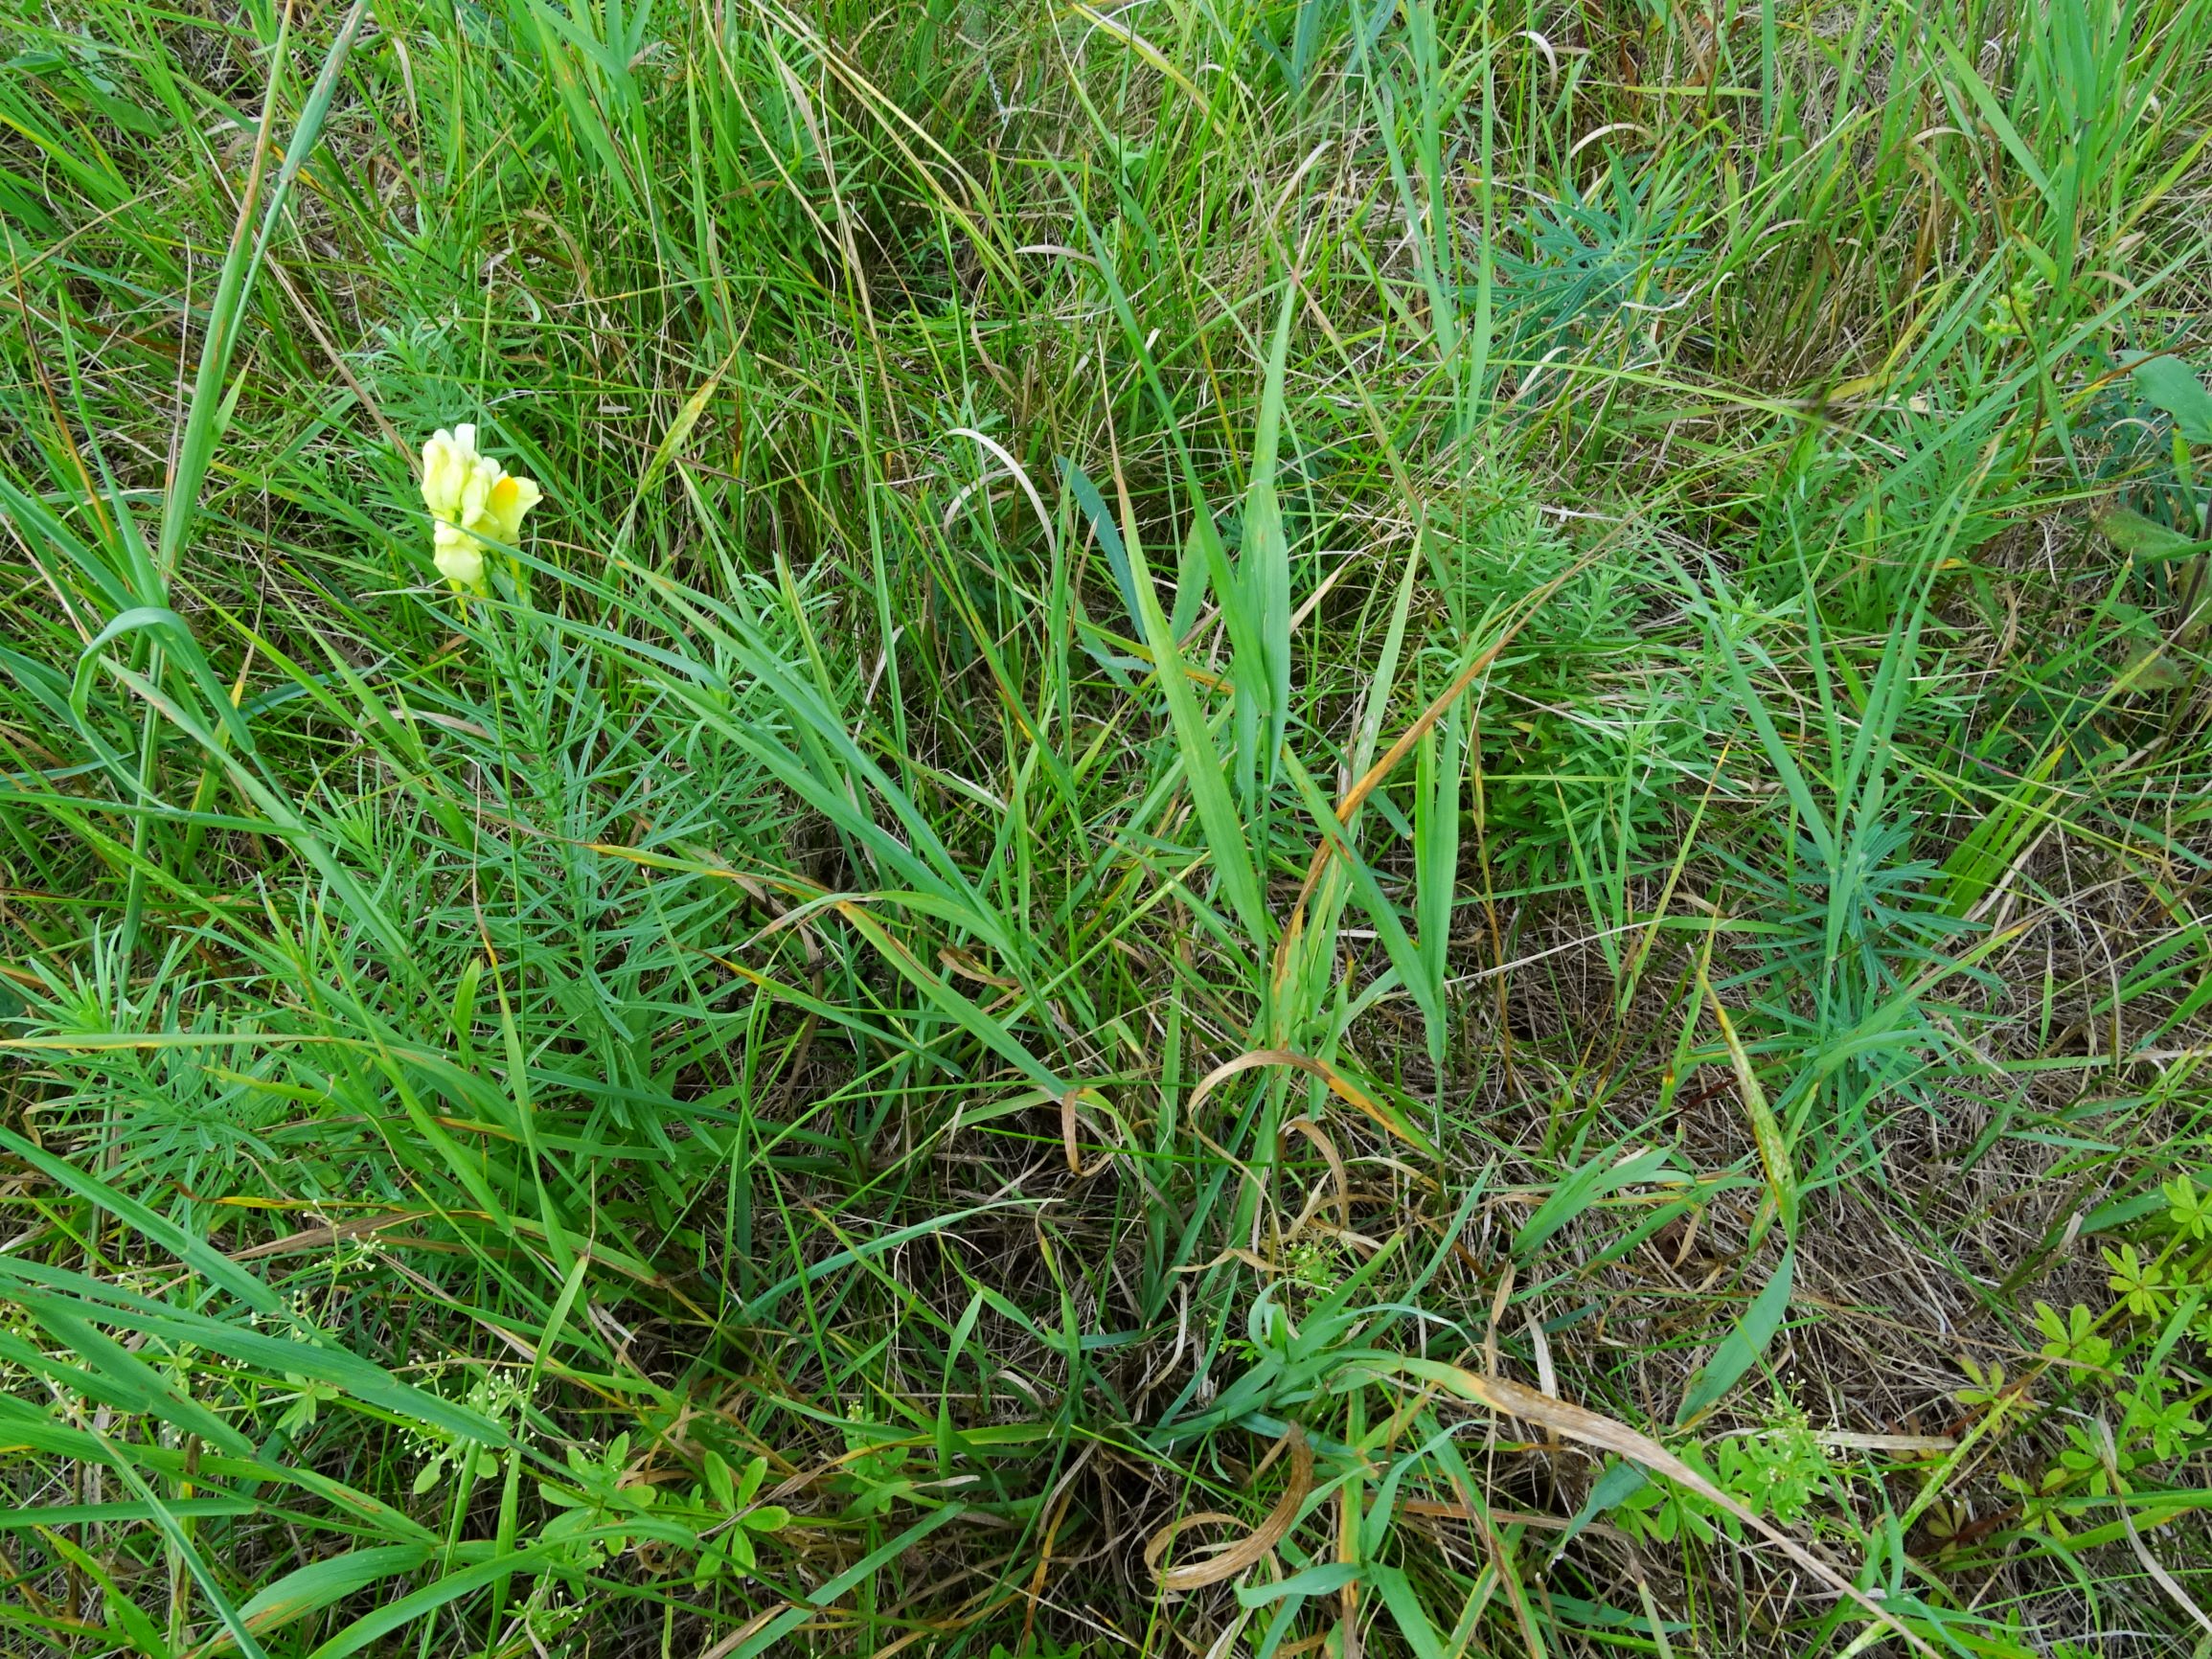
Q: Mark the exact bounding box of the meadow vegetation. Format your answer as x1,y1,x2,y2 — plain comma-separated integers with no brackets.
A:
4,0,2212,1651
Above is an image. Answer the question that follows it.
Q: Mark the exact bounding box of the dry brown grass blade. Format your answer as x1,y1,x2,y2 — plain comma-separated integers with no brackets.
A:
1145,1424,1313,1591
1378,1363,1938,1658
1060,1086,1116,1176
1186,1049,1433,1154
1400,1498,1631,1541
1280,1115,1349,1230
2099,1418,2212,1638
1019,1485,1080,1649
1268,547,1608,999
263,253,413,466
226,1210,436,1261
695,1602,803,1659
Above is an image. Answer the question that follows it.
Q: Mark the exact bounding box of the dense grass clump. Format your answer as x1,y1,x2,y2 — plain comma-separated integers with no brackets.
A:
4,0,2212,1652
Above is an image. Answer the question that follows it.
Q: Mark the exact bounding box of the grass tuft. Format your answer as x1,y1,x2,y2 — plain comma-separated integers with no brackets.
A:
5,0,2212,1652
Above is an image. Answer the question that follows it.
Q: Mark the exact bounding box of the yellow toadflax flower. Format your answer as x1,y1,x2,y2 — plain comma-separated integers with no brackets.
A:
420,423,542,593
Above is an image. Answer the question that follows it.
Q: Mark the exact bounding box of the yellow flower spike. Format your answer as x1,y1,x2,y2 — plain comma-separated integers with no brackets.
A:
418,422,541,595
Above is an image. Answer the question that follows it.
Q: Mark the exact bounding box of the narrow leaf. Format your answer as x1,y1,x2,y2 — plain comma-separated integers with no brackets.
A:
1676,1248,1796,1426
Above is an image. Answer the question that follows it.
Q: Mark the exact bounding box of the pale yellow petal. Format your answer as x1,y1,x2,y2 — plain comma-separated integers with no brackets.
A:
458,456,496,525
484,473,541,544
432,520,485,591
421,432,460,517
